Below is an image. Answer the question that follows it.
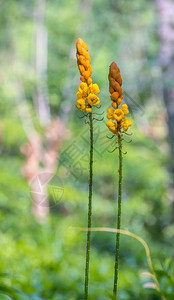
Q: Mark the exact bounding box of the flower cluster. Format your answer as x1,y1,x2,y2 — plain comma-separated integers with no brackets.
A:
106,62,131,135
76,38,100,113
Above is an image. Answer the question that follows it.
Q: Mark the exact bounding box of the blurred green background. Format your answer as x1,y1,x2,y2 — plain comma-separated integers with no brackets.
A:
0,0,174,299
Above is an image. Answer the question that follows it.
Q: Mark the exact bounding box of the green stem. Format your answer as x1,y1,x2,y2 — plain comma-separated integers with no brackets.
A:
113,130,123,297
84,112,93,300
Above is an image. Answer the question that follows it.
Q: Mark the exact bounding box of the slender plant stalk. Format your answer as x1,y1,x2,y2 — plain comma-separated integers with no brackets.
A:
113,130,123,297
84,112,93,300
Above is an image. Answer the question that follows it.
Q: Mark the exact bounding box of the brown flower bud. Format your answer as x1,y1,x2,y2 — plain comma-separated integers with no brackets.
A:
110,92,119,101
108,62,123,98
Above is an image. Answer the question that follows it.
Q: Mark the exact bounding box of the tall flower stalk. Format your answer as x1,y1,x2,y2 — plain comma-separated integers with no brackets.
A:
76,38,100,299
106,62,132,297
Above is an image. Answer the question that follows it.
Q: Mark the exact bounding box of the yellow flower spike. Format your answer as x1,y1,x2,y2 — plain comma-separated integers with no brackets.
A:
78,82,88,98
76,38,100,114
113,108,124,122
86,107,92,113
106,62,133,298
107,108,115,120
106,61,131,135
76,45,90,72
76,38,101,300
76,38,100,112
121,104,129,115
87,94,100,106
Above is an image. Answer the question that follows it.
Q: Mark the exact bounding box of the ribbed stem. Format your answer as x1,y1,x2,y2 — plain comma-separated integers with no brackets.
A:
113,131,122,297
84,112,93,300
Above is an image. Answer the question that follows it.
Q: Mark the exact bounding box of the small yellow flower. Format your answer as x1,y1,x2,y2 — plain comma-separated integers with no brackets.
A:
76,99,86,111
107,108,115,120
87,94,100,106
121,104,129,115
86,107,92,113
113,109,124,122
78,82,88,98
126,120,131,127
106,120,118,134
120,118,132,131
76,91,82,99
89,83,100,95
79,82,88,92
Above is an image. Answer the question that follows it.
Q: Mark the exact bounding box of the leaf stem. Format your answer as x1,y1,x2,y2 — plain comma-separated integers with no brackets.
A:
84,112,93,300
113,130,123,297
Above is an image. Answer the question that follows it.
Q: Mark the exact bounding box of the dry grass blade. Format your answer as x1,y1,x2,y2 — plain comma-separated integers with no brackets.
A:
71,226,166,300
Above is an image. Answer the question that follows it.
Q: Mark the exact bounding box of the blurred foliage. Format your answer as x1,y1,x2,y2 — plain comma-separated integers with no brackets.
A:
0,0,173,299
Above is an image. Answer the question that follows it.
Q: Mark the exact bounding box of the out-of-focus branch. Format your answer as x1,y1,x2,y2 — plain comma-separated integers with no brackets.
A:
15,81,66,223
156,0,174,154
156,0,174,222
15,81,48,222
15,81,41,152
34,0,51,126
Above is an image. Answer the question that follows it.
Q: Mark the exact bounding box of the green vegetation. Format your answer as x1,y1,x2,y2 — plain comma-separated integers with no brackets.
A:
0,0,173,299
